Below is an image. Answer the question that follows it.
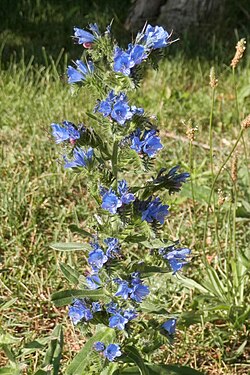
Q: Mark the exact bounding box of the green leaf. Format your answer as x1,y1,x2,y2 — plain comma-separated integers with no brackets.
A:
59,263,80,285
68,225,93,238
51,289,104,307
114,364,204,374
122,346,149,375
140,301,168,314
100,363,118,375
0,368,20,375
50,242,92,252
172,274,208,294
43,325,63,375
141,239,167,249
238,248,250,269
139,265,170,276
111,140,119,179
0,298,18,311
0,333,22,346
66,326,115,375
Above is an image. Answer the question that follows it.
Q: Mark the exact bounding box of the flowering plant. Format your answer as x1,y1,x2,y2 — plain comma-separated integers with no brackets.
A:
50,22,194,375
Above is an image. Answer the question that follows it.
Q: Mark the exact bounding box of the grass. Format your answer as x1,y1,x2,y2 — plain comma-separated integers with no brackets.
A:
0,2,250,374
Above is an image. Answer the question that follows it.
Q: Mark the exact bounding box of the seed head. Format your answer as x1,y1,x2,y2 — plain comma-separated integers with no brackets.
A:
241,114,250,129
231,153,238,183
186,127,197,142
231,39,246,68
209,67,218,88
218,189,225,206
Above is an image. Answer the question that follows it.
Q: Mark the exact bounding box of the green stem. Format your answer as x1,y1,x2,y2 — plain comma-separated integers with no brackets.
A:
209,86,223,259
112,139,119,187
189,140,196,215
202,129,243,257
232,182,237,260
232,68,249,183
209,88,215,177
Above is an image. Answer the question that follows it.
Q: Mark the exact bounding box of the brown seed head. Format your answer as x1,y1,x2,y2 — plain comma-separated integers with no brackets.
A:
209,67,218,88
231,38,246,68
186,127,196,142
241,114,250,129
231,153,238,183
218,189,225,206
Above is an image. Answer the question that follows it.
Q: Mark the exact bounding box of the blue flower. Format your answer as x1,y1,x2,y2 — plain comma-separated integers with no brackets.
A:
100,181,134,215
68,299,93,324
105,302,118,314
114,47,132,76
96,91,143,126
141,197,169,224
115,280,131,300
51,121,81,144
131,129,163,158
160,245,191,273
101,189,122,214
111,99,133,125
103,344,122,361
73,27,95,45
162,318,177,335
137,25,171,50
109,312,128,330
113,43,148,76
67,60,94,84
88,23,100,35
156,166,190,194
130,284,150,303
127,43,148,65
114,274,149,302
86,274,101,289
64,147,93,169
123,309,137,321
92,302,102,312
118,180,135,204
104,237,120,258
93,341,105,352
88,248,108,272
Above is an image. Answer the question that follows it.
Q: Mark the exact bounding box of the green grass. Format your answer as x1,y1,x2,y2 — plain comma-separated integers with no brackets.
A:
0,2,250,374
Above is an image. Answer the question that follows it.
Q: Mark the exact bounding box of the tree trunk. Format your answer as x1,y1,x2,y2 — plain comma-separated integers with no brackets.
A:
125,0,225,36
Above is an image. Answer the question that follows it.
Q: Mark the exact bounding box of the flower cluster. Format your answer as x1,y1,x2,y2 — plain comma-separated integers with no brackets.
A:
114,273,149,303
139,197,169,224
159,242,191,273
95,90,144,126
106,302,137,330
153,166,190,194
114,24,172,76
94,342,122,362
68,299,102,325
100,180,135,214
87,238,120,272
51,21,192,371
130,128,163,158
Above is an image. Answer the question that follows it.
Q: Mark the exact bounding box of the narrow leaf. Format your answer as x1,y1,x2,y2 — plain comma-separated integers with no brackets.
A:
114,364,204,374
42,324,63,375
123,346,149,375
50,242,92,252
68,225,93,238
51,289,104,306
59,263,80,285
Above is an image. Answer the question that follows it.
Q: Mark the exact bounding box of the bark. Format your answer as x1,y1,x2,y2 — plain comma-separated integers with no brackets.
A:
125,0,225,35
